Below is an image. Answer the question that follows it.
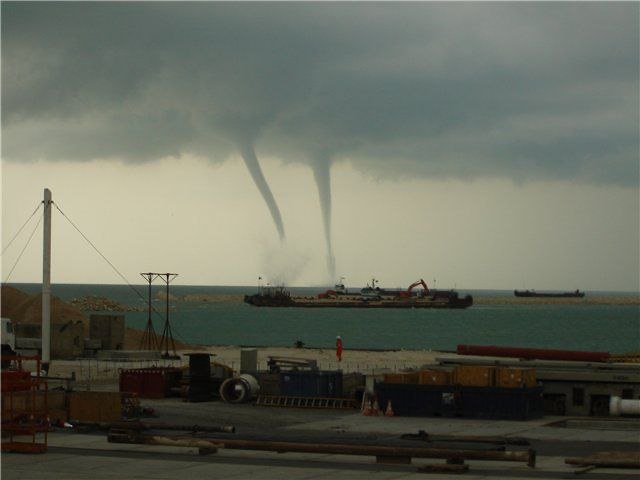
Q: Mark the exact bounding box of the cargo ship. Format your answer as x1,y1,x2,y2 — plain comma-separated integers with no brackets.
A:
244,278,473,309
514,289,585,298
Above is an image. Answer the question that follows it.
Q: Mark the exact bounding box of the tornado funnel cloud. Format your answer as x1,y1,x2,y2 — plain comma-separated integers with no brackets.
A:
239,142,286,242
312,160,336,281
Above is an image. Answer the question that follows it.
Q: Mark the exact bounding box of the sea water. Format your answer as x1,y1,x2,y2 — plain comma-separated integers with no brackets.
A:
8,283,640,353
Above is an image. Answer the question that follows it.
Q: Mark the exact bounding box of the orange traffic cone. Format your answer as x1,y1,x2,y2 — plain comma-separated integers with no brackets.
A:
384,401,394,417
360,392,368,412
362,399,373,416
372,398,381,416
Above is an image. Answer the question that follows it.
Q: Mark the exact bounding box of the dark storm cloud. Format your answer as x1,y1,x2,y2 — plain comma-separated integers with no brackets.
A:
2,2,638,185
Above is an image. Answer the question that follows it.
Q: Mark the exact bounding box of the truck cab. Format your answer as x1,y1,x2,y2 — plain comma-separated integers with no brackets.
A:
1,317,16,362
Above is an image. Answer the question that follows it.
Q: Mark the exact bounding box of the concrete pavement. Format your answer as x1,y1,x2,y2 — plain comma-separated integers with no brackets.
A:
2,411,638,479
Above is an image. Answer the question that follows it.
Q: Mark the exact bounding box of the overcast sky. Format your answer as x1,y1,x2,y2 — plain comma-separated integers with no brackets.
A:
2,2,638,291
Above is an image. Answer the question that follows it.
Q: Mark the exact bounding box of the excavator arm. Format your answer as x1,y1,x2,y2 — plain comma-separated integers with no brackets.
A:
407,279,429,296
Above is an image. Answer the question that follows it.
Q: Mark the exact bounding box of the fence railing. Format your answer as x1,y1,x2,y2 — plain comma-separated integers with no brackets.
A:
65,356,427,383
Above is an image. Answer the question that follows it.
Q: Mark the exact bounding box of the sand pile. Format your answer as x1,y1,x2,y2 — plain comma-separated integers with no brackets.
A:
2,285,89,335
1,286,145,343
2,285,198,353
1,285,32,318
123,327,200,351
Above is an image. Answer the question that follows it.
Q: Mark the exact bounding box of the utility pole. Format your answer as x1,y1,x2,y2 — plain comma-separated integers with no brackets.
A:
139,273,160,351
42,188,52,372
158,273,178,358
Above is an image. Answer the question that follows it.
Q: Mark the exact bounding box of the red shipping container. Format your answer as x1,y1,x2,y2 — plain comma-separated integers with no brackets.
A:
119,367,182,399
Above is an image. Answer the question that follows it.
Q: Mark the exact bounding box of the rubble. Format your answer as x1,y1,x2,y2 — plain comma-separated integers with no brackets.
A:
69,296,144,312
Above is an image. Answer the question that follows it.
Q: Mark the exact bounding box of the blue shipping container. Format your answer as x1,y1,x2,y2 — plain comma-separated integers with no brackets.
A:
375,383,544,419
280,371,343,397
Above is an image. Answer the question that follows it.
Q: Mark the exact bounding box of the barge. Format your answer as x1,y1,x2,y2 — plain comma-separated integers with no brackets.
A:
244,279,473,309
514,289,585,298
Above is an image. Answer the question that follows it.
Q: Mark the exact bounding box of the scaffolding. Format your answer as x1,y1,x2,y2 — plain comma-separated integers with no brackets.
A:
1,355,49,453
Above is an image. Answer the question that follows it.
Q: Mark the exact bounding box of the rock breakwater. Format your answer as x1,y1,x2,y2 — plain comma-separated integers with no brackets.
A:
70,295,144,312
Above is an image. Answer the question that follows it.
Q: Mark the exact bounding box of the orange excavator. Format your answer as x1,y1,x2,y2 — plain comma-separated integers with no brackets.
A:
398,279,429,298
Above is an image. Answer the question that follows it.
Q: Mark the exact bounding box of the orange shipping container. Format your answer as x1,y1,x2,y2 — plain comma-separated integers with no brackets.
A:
1,390,64,413
495,368,536,388
418,369,451,385
68,392,121,422
383,373,404,384
453,365,495,387
383,372,420,384
401,372,420,384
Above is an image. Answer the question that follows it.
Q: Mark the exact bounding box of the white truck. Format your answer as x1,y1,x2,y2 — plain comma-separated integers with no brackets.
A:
1,317,16,368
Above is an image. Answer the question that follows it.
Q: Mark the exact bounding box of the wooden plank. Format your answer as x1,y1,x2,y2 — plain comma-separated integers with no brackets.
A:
566,451,640,469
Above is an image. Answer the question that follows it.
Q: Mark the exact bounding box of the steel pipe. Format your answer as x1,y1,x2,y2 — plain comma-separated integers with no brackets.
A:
109,432,536,467
219,374,260,403
401,431,529,446
566,451,640,469
457,345,610,362
77,420,235,433
609,396,640,416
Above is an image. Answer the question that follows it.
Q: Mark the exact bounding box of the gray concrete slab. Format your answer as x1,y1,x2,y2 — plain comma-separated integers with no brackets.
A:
3,410,640,480
3,446,635,480
284,412,640,445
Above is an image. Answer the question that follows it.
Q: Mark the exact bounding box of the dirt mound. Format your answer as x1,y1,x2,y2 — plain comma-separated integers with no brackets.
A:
2,285,88,334
124,327,200,351
3,285,197,350
1,285,32,318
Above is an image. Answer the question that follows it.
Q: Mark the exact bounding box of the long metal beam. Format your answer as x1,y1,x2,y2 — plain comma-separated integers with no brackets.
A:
108,431,536,467
400,431,530,446
76,421,235,434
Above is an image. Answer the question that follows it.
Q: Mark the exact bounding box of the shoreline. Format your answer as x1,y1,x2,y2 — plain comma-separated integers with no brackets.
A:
44,344,448,384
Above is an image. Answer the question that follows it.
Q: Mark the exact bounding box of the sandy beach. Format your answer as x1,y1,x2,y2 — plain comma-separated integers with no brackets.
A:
44,345,445,385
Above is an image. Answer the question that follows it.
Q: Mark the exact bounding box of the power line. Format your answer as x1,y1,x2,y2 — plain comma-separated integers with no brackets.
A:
53,202,181,339
53,202,146,298
3,211,43,283
1,201,42,256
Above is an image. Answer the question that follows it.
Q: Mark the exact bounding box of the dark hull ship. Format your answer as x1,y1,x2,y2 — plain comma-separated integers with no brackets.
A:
245,278,473,309
514,289,585,298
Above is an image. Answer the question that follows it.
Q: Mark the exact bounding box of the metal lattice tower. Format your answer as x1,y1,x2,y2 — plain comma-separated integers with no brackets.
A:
158,273,179,359
139,273,160,351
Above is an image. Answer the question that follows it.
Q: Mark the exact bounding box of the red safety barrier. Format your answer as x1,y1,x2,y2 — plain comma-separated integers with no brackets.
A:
456,345,610,362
